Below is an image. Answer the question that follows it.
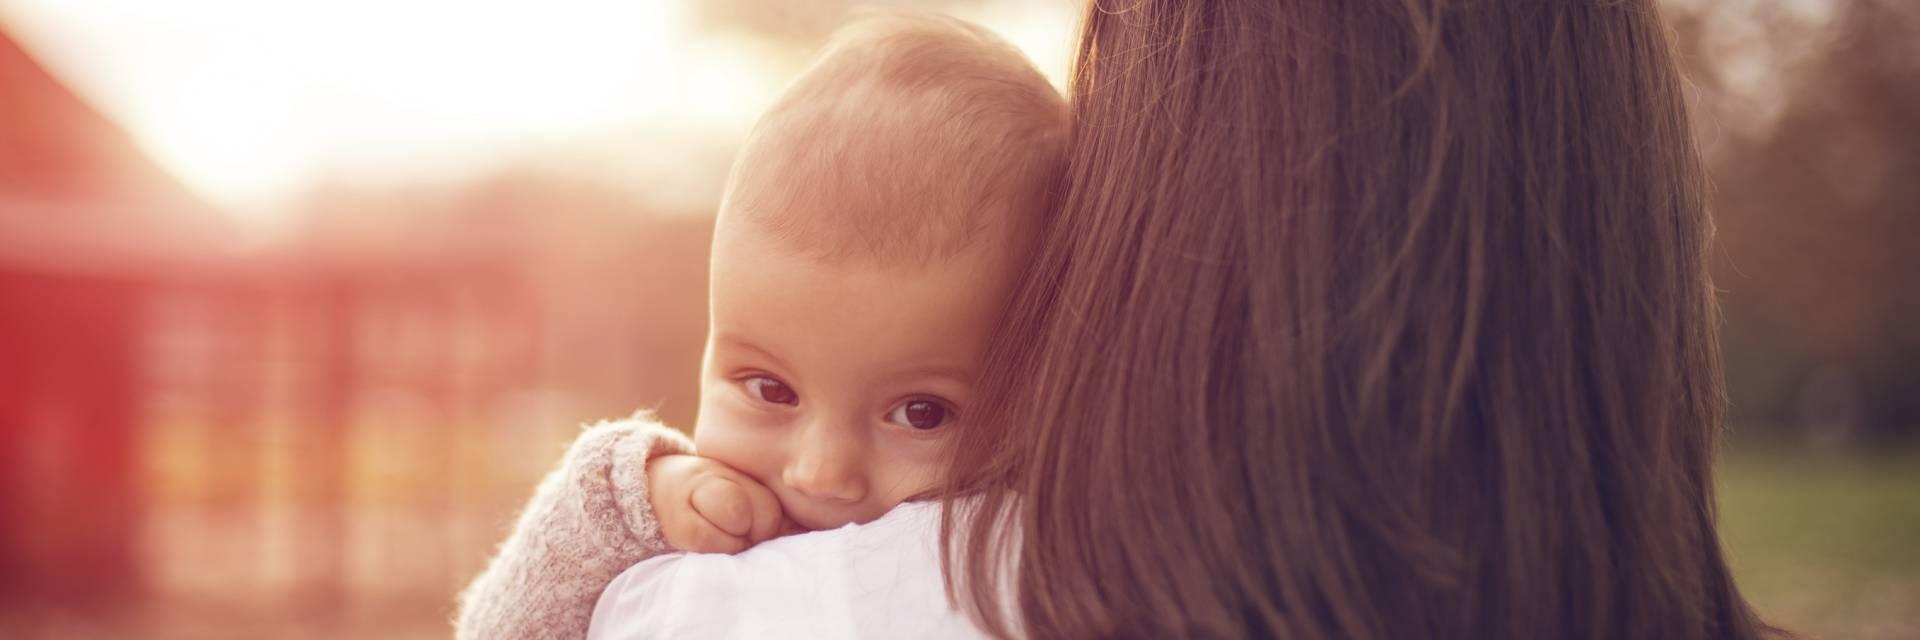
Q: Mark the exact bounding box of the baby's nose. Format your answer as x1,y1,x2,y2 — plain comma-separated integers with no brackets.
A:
783,430,867,503
785,465,866,503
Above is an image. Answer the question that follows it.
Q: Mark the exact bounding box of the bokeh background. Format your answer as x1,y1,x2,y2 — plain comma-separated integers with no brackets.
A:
0,1,1912,638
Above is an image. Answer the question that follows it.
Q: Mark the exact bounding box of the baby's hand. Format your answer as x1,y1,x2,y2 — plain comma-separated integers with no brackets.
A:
646,454,786,553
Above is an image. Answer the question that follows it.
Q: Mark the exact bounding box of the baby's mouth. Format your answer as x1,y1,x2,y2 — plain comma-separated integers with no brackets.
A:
776,516,808,537
775,495,876,532
783,510,856,533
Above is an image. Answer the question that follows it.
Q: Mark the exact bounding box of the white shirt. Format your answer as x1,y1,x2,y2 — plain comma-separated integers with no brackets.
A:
587,501,987,639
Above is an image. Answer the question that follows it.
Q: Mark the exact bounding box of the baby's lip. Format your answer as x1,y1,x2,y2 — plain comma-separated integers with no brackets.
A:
783,509,859,532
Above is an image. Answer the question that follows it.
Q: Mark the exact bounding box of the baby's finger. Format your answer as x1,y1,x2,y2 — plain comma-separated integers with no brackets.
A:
669,515,748,554
731,475,785,544
689,478,754,538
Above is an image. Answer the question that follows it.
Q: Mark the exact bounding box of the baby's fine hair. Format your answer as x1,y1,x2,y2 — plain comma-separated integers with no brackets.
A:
720,10,1068,265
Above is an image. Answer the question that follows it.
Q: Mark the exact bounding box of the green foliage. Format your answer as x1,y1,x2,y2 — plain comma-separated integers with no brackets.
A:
1718,446,1920,639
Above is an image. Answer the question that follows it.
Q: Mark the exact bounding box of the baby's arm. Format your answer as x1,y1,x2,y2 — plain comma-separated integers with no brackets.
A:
455,414,786,640
455,416,688,640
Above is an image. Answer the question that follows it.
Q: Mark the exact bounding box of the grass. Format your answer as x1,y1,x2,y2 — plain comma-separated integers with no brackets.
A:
1717,446,1920,639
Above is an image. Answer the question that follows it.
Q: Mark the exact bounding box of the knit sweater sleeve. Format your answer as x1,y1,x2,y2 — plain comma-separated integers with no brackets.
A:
454,414,695,640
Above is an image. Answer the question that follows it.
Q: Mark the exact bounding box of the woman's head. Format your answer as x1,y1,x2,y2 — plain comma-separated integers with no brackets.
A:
944,1,1771,638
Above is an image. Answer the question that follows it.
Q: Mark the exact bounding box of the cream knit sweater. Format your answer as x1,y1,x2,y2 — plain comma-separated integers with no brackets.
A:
455,415,694,640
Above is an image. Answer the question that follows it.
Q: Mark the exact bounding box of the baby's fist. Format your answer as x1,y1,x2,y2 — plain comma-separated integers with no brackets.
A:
646,455,784,553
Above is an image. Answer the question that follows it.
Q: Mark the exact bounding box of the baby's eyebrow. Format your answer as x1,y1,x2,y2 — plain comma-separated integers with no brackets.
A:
713,334,795,372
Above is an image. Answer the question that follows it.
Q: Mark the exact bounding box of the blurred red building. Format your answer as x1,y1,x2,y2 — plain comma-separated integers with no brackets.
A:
0,30,543,617
0,29,230,604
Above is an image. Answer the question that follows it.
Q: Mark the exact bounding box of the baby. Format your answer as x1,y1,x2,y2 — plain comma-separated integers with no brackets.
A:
456,11,1065,639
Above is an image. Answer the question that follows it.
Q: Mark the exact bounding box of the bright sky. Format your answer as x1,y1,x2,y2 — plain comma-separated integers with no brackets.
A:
0,0,1075,228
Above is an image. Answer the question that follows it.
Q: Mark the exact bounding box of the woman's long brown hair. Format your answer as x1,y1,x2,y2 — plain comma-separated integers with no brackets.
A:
941,1,1776,638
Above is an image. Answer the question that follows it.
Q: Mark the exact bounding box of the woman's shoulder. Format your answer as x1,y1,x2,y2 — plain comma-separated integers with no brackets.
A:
587,501,984,639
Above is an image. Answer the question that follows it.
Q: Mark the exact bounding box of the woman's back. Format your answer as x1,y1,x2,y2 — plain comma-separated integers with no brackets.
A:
942,2,1775,638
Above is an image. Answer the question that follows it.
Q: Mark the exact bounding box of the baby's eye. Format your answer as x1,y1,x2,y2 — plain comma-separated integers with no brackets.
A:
886,398,953,431
743,375,798,406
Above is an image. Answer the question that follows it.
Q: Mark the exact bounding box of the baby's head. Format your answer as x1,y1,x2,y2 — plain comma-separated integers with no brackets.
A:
694,12,1065,531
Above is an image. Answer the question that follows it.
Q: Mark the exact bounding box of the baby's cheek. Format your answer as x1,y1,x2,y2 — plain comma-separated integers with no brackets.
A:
876,450,949,504
690,405,783,484
688,397,725,451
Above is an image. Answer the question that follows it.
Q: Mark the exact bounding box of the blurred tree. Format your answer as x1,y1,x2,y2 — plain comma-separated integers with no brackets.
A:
1668,0,1920,443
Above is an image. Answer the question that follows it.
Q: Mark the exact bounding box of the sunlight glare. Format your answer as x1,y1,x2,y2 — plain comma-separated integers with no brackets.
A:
0,0,1077,229
0,0,780,226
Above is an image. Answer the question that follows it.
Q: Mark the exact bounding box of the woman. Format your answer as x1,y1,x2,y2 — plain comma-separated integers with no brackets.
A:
515,1,1776,638
939,1,1773,637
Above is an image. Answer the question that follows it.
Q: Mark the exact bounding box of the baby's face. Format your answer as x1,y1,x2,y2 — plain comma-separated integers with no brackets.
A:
693,220,1017,531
